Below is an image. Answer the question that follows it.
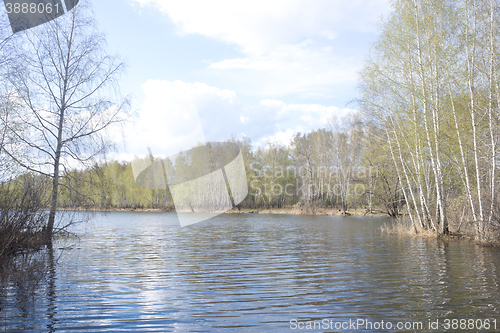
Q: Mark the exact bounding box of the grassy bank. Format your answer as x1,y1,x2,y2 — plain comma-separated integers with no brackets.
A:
380,217,500,247
228,206,387,216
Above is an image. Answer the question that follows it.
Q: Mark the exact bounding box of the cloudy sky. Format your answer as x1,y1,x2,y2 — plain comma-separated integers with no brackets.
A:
90,0,391,159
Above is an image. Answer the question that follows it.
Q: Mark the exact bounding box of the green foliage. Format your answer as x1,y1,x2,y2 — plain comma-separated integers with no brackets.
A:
54,129,398,213
359,0,500,237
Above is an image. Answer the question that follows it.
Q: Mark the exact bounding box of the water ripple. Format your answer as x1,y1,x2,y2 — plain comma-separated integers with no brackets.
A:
2,213,500,332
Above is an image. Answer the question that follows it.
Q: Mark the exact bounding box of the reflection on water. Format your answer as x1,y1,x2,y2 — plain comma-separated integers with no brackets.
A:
2,213,500,332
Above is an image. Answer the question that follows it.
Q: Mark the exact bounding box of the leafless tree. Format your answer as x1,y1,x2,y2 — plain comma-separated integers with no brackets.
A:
3,0,129,245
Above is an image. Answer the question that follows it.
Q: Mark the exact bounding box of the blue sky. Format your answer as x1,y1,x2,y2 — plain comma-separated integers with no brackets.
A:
89,0,391,159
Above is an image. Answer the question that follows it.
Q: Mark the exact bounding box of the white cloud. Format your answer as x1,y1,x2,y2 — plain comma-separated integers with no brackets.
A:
242,99,356,145
261,128,302,147
209,41,345,72
123,80,239,157
208,40,360,96
130,0,391,99
320,30,338,41
121,80,356,158
131,0,389,55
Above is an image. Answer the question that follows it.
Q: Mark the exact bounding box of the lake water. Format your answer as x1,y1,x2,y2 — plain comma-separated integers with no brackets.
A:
2,212,500,332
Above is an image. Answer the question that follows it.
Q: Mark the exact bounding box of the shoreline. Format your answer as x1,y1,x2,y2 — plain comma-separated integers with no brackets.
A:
58,206,390,217
58,206,496,246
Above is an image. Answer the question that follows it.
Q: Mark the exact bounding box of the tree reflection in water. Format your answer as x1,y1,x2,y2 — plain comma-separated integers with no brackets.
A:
0,247,57,332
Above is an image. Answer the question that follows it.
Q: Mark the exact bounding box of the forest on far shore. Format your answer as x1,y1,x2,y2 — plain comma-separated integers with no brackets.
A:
20,115,402,217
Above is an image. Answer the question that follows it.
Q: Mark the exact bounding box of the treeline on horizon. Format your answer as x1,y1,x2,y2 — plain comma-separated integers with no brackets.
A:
9,114,404,217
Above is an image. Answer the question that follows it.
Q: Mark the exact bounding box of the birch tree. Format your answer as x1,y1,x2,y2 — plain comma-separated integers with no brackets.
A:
359,0,500,238
4,0,128,245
